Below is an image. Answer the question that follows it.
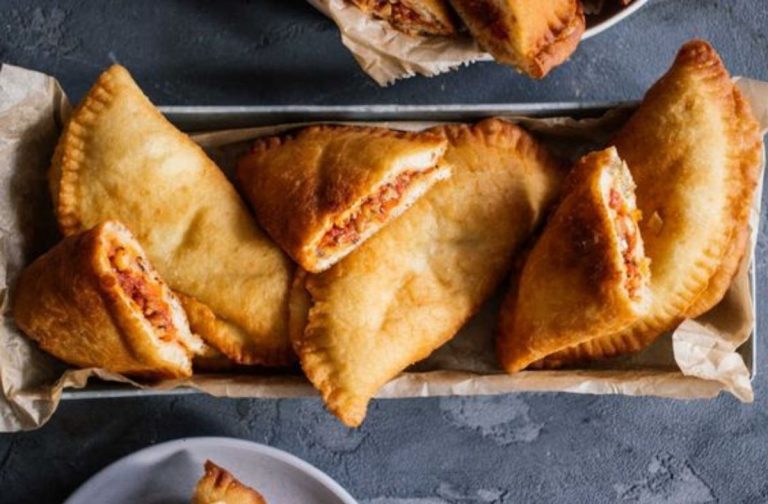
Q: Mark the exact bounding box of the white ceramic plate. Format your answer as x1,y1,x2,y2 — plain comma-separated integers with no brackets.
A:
64,437,358,504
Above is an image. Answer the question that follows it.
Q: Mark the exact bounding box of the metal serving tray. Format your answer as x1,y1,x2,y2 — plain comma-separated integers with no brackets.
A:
155,102,631,132
60,103,757,400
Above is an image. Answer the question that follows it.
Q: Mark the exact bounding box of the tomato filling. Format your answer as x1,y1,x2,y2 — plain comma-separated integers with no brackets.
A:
318,169,426,255
609,188,645,299
369,0,444,33
109,246,175,341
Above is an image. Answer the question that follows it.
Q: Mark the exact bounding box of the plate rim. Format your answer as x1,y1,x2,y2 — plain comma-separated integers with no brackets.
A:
583,0,650,40
63,436,359,504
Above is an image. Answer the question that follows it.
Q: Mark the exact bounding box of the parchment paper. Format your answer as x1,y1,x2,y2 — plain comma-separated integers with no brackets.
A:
0,63,764,431
307,0,641,85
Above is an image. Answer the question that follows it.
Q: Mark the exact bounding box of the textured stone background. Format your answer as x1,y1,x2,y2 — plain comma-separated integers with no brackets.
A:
1,0,767,502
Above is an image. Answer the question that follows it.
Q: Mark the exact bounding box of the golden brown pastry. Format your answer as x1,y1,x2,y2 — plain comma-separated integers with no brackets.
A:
49,65,295,366
683,215,750,319
349,0,457,36
448,0,585,78
237,125,450,273
290,118,563,426
497,147,650,372
192,460,266,504
193,343,239,372
539,40,762,367
13,221,203,379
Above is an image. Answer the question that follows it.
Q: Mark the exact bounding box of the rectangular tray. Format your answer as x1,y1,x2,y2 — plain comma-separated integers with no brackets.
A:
61,103,757,400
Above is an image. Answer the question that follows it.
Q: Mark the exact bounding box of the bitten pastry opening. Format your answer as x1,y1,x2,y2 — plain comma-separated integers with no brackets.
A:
13,220,202,379
603,161,649,300
109,246,176,341
317,166,438,257
102,228,203,359
236,124,449,274
498,147,652,375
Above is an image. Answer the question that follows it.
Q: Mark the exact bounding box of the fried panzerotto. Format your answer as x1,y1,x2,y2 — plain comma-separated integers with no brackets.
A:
349,0,457,36
193,342,239,372
13,221,203,379
448,0,585,78
497,148,650,373
539,40,762,367
237,125,450,273
192,460,266,504
49,65,295,366
290,119,563,426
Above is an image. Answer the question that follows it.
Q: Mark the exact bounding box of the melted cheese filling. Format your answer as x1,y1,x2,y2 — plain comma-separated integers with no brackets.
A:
109,246,176,341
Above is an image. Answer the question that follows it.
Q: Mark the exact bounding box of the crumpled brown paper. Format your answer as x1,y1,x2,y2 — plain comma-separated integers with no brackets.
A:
307,0,648,85
0,63,764,431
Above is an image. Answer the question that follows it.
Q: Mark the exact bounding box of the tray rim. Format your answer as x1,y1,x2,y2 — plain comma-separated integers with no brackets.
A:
158,102,634,113
60,101,758,400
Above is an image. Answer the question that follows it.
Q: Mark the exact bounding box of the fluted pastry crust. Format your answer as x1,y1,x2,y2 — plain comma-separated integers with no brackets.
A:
49,65,295,366
290,118,563,426
538,40,762,367
497,148,650,373
448,0,585,78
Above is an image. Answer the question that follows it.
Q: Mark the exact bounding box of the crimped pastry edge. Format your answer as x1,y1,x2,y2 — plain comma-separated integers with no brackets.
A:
535,40,763,368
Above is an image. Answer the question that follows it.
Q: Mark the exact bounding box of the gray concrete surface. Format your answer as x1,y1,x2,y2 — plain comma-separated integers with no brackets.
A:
1,0,767,502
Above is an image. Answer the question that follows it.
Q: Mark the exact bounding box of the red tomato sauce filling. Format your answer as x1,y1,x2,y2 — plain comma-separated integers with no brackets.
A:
609,188,645,299
109,246,175,341
318,169,423,255
370,0,444,33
